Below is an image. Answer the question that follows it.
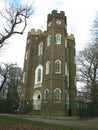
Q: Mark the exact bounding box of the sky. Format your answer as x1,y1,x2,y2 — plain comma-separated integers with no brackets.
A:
0,0,98,68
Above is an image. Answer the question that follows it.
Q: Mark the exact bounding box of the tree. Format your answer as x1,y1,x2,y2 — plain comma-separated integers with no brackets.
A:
0,63,22,113
0,63,22,92
7,64,22,99
77,13,98,116
0,63,14,92
6,65,22,113
77,12,98,117
0,0,34,48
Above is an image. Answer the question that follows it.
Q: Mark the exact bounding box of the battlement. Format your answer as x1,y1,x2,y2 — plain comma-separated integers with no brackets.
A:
48,10,65,21
51,10,65,15
28,29,42,36
67,34,75,40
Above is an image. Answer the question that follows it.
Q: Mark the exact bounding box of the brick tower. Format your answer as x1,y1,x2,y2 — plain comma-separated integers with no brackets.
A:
21,10,76,116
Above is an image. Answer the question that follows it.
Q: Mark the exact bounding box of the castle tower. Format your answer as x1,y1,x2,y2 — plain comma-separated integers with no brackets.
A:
21,10,76,116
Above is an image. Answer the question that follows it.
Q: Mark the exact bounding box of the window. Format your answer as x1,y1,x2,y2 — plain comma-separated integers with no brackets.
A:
37,69,41,82
27,39,30,43
56,34,61,44
23,72,26,83
47,35,51,46
46,61,50,75
44,89,49,101
25,50,28,60
55,60,61,73
54,88,61,103
65,62,67,75
38,42,43,55
65,37,67,48
35,65,43,85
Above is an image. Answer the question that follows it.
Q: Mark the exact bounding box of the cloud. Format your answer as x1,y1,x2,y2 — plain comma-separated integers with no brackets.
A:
0,0,98,67
0,0,5,7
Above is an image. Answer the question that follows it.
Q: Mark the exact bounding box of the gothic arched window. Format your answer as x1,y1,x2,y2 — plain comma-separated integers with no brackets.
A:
54,88,61,103
47,35,51,46
55,60,61,73
38,42,43,55
44,89,49,101
37,69,41,82
56,34,61,44
46,61,50,75
35,65,43,85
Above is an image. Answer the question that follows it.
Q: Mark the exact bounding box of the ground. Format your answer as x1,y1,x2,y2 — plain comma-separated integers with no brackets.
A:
0,114,98,130
0,123,53,130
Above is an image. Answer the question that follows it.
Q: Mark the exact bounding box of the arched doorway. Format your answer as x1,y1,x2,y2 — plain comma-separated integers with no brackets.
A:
33,90,41,110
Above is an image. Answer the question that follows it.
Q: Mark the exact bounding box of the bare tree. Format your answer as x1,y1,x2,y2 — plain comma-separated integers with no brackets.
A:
0,1,34,48
76,12,98,116
0,63,22,113
0,63,12,92
0,63,18,92
77,42,98,116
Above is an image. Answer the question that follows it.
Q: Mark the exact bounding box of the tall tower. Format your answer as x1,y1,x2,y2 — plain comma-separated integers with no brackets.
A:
21,10,76,116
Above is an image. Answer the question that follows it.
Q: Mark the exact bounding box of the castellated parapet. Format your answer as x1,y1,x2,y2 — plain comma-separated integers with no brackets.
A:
67,34,75,40
28,29,42,36
47,10,66,22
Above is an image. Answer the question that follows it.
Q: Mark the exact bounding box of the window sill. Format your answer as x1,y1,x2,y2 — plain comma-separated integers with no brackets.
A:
34,83,42,88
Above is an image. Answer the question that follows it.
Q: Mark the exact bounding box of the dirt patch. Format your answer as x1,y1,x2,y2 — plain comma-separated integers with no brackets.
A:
0,123,52,130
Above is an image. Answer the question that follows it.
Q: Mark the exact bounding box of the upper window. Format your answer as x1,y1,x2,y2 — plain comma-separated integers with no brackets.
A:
27,39,30,44
65,37,67,48
56,34,61,44
23,72,26,83
37,69,41,82
65,62,67,75
25,50,28,60
47,35,51,46
35,65,43,84
55,60,61,73
54,88,61,103
38,42,43,55
46,61,50,75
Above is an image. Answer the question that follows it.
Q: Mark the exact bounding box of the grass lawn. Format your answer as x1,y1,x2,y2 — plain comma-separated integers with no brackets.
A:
0,115,82,130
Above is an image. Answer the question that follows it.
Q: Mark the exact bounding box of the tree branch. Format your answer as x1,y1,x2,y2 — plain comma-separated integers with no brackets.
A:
0,2,34,47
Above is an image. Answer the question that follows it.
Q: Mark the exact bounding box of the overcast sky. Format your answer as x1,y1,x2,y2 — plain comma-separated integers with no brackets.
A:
0,0,98,68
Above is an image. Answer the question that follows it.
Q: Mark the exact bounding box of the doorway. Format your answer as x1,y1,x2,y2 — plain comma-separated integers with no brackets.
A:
33,90,41,110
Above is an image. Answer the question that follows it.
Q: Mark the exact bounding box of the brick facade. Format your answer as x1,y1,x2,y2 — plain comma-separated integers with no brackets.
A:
21,10,76,116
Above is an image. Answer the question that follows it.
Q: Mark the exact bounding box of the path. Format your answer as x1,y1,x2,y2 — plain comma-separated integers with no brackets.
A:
0,114,98,130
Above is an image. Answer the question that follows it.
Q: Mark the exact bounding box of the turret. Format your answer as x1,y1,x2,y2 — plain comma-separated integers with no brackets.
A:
47,10,67,33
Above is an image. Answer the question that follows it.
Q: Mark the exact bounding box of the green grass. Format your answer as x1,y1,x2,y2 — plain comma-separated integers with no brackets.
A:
0,115,82,130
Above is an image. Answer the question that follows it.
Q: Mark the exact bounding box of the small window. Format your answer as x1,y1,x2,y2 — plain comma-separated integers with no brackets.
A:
25,50,28,60
46,61,50,75
54,88,61,103
65,37,67,48
27,39,30,43
44,89,49,101
65,62,67,75
38,42,43,55
55,60,61,73
47,35,51,46
23,72,26,83
56,34,61,44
